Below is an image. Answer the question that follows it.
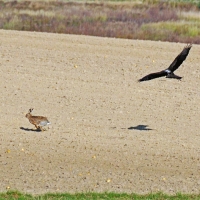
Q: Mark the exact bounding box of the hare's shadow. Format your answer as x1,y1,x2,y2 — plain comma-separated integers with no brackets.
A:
128,125,153,131
20,127,42,132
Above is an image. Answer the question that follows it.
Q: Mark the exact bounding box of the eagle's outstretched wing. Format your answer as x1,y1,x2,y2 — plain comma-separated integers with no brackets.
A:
167,44,192,72
138,70,168,82
138,44,192,82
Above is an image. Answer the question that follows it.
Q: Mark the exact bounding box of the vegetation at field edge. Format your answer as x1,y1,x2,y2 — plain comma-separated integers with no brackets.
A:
0,191,200,200
0,1,200,43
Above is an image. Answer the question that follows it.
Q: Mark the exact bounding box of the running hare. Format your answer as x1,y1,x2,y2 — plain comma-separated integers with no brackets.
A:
25,108,50,131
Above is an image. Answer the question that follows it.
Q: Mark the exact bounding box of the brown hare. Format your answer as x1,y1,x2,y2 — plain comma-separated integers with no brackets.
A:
25,108,50,131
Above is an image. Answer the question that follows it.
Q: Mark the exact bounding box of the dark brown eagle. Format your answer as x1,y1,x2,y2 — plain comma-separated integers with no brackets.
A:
138,44,192,82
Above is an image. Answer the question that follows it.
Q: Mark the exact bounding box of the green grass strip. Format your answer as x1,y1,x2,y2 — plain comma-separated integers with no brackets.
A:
0,191,200,200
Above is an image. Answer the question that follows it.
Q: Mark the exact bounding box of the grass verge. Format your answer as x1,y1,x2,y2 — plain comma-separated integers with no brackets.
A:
0,191,200,200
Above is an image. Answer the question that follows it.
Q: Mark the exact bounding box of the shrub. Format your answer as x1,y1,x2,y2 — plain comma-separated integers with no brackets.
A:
0,1,199,43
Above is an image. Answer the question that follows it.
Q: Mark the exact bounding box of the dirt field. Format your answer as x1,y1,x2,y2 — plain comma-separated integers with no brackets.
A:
0,30,199,195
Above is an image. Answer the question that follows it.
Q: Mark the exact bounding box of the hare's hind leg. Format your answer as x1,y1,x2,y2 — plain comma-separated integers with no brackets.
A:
39,126,46,131
34,124,41,131
41,127,46,131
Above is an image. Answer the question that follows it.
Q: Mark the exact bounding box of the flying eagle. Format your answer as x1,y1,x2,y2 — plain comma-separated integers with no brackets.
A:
138,44,192,82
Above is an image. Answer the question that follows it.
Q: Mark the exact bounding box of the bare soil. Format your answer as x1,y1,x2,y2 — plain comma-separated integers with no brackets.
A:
0,30,199,195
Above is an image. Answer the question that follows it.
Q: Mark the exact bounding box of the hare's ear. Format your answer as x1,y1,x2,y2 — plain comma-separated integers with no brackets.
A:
29,108,34,113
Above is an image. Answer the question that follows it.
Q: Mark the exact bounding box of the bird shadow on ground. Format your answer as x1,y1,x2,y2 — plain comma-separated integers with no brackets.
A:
128,125,153,131
20,127,42,132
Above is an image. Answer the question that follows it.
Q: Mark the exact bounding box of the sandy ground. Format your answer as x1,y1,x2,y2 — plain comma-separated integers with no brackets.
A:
0,30,199,195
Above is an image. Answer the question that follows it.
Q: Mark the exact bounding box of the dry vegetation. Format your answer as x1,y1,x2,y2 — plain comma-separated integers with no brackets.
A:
0,1,200,43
